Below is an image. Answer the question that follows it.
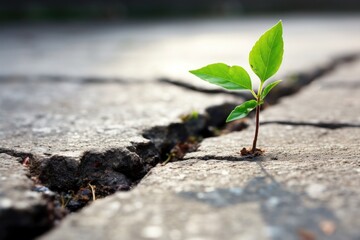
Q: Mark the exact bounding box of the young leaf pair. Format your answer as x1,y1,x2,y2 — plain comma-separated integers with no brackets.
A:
189,21,284,153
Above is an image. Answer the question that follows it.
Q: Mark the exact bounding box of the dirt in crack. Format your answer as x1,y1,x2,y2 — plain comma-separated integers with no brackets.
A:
142,104,249,166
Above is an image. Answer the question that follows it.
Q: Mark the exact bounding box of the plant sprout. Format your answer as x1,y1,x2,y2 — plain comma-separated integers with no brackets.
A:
190,21,284,155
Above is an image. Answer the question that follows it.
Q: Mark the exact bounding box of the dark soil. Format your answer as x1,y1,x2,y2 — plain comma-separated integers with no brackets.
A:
240,147,264,157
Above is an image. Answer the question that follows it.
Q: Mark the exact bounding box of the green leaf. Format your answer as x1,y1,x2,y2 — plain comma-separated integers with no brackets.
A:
261,80,282,100
229,65,252,90
226,100,258,122
189,63,252,90
249,20,284,82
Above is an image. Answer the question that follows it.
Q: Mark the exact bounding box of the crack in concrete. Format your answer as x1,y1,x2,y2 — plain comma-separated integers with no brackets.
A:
260,121,360,129
0,148,35,162
0,101,236,239
159,78,250,98
0,75,145,85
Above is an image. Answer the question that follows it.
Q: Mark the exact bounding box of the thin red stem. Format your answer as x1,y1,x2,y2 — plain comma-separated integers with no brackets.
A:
252,104,260,153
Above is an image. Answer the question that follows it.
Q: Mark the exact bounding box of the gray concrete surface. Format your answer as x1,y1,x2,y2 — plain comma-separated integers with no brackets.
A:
0,78,238,194
38,50,360,240
0,79,236,158
0,14,360,240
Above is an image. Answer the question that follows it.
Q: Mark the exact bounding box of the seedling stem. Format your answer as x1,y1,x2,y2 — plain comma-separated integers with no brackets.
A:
252,82,263,152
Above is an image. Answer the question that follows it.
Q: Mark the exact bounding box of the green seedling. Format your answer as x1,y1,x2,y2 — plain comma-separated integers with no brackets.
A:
190,21,284,155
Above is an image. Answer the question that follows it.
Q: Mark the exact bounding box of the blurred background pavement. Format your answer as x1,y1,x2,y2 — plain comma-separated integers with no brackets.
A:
0,1,359,84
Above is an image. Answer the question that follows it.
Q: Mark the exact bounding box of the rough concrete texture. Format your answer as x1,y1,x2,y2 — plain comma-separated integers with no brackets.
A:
0,79,236,157
0,78,238,193
0,153,52,239
261,58,360,123
0,73,240,238
39,56,360,239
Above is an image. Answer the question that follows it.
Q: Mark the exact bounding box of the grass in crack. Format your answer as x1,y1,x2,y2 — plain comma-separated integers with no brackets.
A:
190,21,284,156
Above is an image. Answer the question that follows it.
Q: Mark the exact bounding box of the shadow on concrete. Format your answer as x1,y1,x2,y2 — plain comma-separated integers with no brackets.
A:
178,160,352,239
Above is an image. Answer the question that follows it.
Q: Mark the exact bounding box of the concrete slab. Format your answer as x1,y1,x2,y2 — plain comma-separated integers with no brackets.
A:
39,50,360,240
41,143,359,240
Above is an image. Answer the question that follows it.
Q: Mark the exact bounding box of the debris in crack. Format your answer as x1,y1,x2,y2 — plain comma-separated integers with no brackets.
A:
143,102,240,165
161,136,200,165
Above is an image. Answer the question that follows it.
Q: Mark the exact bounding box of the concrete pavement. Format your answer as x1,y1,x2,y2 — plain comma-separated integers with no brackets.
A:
0,15,360,240
38,55,360,240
